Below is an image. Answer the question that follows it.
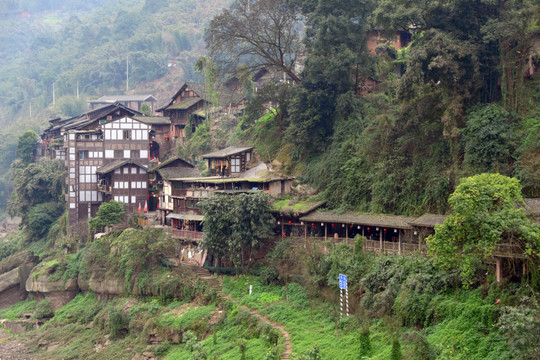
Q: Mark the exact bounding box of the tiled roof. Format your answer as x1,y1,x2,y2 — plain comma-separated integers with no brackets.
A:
300,211,415,229
166,97,203,110
96,159,146,174
149,156,194,172
408,214,447,228
157,167,202,180
132,116,171,125
201,146,254,159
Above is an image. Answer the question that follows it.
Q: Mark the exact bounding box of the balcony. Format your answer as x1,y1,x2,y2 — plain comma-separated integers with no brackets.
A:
98,185,112,193
167,228,204,242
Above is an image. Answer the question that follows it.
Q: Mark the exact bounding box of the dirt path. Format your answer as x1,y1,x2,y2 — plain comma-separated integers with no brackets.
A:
181,265,293,360
0,331,35,360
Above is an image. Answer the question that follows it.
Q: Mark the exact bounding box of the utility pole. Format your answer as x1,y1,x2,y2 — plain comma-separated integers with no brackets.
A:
126,54,129,93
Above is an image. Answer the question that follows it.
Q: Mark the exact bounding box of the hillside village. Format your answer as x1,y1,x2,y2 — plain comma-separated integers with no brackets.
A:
0,1,539,359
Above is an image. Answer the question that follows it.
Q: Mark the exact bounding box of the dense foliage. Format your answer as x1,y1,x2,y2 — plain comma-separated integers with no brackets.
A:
428,173,540,288
199,192,274,269
212,0,540,215
88,200,125,230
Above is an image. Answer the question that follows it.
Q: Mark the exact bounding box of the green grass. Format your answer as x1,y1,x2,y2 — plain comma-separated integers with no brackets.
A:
52,292,101,324
156,304,216,331
221,275,513,359
0,299,36,320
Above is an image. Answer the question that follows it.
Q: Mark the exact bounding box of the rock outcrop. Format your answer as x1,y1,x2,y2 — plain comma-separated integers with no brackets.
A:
0,251,37,309
87,270,125,300
25,275,79,310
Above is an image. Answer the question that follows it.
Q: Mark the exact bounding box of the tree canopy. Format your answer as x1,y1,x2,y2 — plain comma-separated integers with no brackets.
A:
206,0,303,83
199,192,274,269
427,173,540,287
16,130,38,166
89,200,125,230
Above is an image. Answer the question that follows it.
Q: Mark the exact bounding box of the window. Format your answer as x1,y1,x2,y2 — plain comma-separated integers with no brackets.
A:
231,156,240,173
140,149,148,159
78,150,89,160
131,150,140,159
246,152,251,162
131,167,137,174
123,130,132,140
105,150,114,158
114,150,123,158
173,182,184,190
123,150,130,158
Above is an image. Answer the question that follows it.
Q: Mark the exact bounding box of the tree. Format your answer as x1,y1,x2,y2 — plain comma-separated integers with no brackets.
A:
198,194,236,269
427,173,540,287
140,103,152,116
288,0,374,156
89,200,125,230
232,192,275,269
206,0,303,83
16,130,38,166
8,158,66,229
461,103,517,174
199,192,274,269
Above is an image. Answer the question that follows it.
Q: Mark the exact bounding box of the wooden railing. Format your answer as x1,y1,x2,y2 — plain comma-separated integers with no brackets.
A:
492,243,525,258
289,236,522,258
170,229,203,241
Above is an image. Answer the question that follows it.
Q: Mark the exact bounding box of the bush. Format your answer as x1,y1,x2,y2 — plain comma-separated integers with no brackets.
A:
34,299,54,319
108,306,128,339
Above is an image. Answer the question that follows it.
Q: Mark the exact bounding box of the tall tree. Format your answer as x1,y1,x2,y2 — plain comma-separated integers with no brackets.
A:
232,193,275,269
199,192,274,269
199,194,236,268
16,130,38,166
288,0,374,156
8,158,66,238
206,0,303,83
427,173,540,288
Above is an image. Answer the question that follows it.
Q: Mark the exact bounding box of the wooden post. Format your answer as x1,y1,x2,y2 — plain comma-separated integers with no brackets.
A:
496,257,502,283
345,225,349,245
398,229,401,255
379,228,383,252
324,223,328,241
304,223,307,248
281,216,284,240
361,226,364,237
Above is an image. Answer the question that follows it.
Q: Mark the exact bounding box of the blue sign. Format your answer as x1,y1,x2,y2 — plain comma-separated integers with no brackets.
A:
339,274,347,290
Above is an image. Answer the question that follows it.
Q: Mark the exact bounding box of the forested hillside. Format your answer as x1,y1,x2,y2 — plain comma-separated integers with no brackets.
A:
0,0,227,217
207,0,540,216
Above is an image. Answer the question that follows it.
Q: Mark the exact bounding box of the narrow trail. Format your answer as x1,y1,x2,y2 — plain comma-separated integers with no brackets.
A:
181,265,293,360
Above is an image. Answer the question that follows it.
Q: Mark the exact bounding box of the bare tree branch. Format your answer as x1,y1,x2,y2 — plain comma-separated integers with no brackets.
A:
206,0,304,83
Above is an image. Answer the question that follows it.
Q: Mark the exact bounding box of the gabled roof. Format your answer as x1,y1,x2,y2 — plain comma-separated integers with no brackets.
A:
63,103,142,131
157,83,204,112
157,82,244,112
89,94,157,103
300,211,415,229
202,146,254,159
157,167,202,180
150,156,195,172
96,159,147,175
132,116,171,125
166,97,203,110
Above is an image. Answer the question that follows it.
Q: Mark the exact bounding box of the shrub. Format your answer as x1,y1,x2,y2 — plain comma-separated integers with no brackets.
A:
34,299,54,319
108,306,128,339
